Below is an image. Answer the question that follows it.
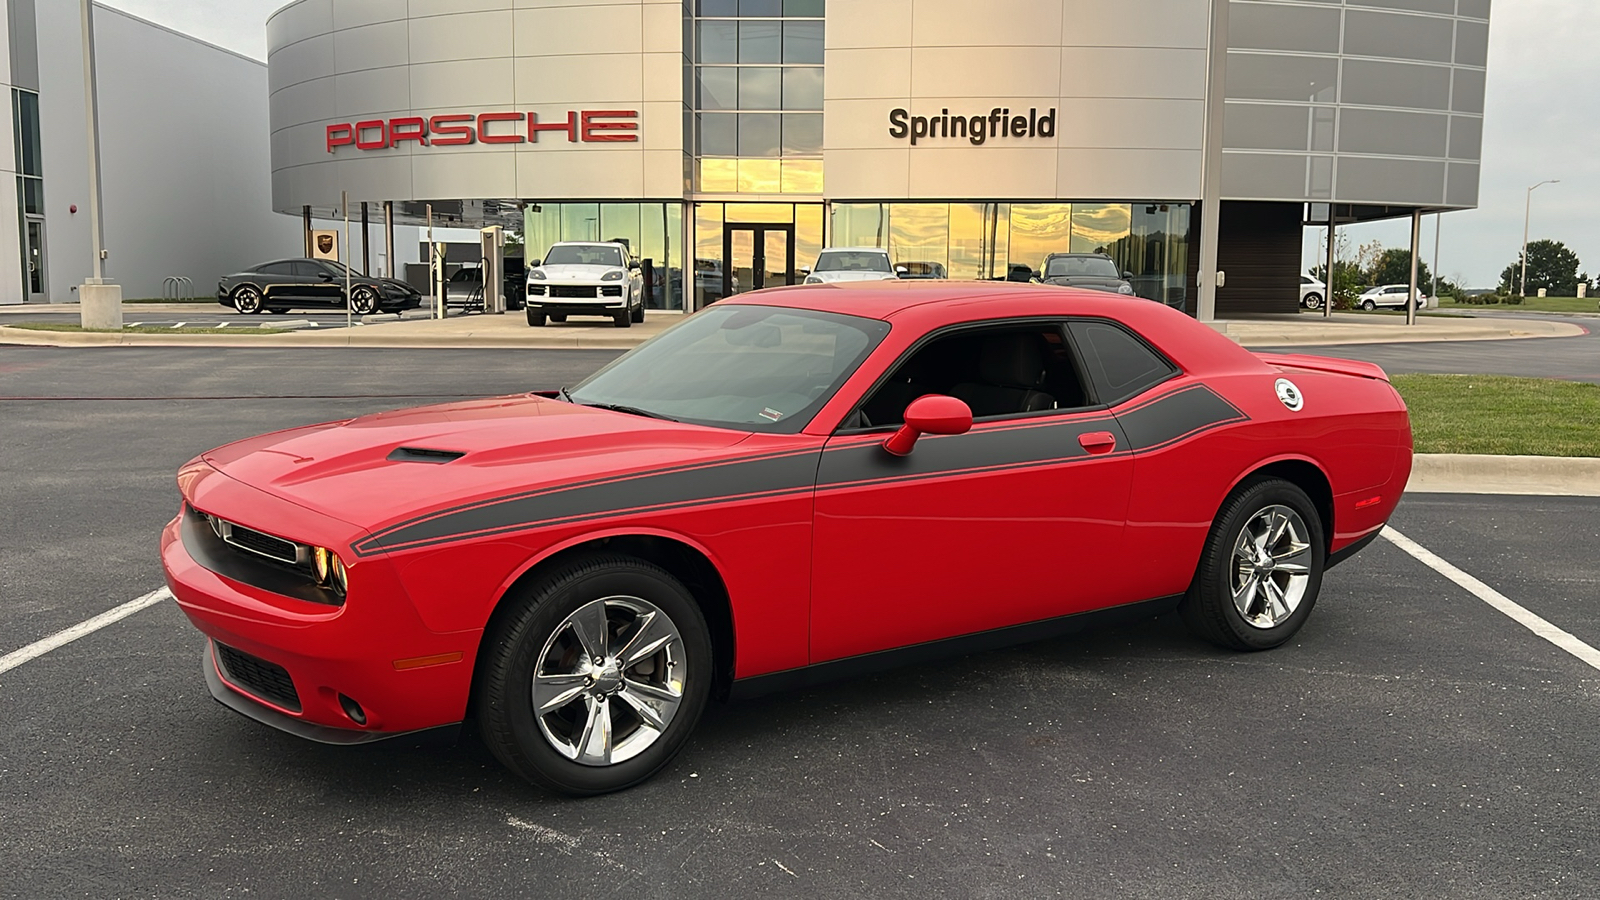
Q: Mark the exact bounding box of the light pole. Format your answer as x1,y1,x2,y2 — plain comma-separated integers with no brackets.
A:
1520,179,1559,297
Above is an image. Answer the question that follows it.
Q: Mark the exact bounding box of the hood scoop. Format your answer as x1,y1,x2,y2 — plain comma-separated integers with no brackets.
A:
387,446,466,464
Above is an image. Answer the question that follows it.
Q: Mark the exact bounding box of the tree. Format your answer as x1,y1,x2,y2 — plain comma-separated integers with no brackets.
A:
1499,239,1588,296
1367,248,1432,292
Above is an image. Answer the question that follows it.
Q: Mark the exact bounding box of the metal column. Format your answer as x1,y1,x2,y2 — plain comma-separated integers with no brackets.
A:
360,202,370,276
384,201,395,278
1324,211,1336,319
1406,209,1422,326
302,205,312,257
1196,0,1230,321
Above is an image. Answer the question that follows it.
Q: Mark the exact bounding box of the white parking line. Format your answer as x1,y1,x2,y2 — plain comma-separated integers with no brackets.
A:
173,322,187,329
0,588,172,676
1382,526,1600,673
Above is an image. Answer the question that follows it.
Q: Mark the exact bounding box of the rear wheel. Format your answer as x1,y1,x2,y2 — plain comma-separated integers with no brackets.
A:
631,300,645,323
475,555,712,795
1303,293,1323,310
231,285,262,314
1180,477,1325,651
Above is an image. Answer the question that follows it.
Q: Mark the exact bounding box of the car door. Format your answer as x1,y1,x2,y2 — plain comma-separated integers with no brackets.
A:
295,261,342,306
255,262,303,306
809,320,1136,663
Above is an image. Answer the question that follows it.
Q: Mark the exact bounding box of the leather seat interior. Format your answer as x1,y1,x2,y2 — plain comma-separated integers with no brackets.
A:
949,333,1056,417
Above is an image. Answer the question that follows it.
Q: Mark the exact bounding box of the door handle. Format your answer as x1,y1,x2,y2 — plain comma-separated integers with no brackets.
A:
1078,431,1117,454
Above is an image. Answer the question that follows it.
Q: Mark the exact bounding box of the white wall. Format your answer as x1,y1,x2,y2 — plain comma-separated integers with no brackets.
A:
822,0,1210,201
268,0,687,213
34,3,300,301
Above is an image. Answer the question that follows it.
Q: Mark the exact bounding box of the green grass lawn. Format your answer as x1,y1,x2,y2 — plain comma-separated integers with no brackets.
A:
1436,296,1598,314
1392,374,1600,457
124,297,219,304
4,322,286,335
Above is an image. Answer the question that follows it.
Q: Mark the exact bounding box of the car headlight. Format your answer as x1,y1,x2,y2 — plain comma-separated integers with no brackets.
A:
312,546,348,597
1118,284,1135,295
601,270,623,281
528,270,546,281
805,275,823,285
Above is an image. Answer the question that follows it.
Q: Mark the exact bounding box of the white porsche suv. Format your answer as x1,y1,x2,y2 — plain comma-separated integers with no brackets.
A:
525,241,644,328
803,248,900,285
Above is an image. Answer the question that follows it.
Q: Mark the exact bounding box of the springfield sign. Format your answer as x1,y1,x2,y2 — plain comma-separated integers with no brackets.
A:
888,107,1057,145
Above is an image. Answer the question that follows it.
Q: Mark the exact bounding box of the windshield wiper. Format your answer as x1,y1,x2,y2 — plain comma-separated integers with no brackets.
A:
580,402,678,422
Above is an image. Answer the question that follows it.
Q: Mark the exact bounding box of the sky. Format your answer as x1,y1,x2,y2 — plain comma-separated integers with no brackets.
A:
102,0,1597,288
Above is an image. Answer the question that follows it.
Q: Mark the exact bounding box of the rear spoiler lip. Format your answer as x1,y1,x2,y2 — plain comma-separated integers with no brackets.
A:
1251,352,1391,382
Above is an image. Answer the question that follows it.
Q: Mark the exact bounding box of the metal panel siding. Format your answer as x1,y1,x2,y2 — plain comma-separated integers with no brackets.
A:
8,0,38,91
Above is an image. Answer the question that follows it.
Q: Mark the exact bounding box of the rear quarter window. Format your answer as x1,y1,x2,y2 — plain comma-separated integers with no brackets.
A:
1069,320,1176,405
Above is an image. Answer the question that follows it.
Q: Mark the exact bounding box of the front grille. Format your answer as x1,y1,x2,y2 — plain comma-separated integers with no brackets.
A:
600,285,623,297
549,285,599,299
215,642,301,712
225,524,298,564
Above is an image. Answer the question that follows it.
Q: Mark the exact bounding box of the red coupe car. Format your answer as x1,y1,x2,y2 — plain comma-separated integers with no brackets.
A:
161,282,1412,795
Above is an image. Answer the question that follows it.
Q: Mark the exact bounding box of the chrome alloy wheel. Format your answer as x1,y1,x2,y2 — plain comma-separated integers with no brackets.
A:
531,595,685,766
1231,504,1314,629
232,285,262,313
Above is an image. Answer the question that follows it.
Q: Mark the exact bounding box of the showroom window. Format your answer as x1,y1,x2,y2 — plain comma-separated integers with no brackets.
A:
523,202,686,311
694,0,823,194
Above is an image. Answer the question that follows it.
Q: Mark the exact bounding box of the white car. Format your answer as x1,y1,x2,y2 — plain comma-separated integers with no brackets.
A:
803,248,899,285
1357,283,1430,311
1300,275,1327,309
526,241,644,328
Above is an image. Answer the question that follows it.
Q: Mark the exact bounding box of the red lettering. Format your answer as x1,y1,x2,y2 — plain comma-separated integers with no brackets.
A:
581,110,639,143
389,116,428,147
428,114,475,146
354,120,387,150
478,112,525,144
528,111,579,143
326,123,353,154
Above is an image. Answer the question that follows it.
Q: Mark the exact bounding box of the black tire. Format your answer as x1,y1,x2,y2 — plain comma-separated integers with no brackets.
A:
1179,476,1326,651
613,309,632,328
267,307,288,315
1361,299,1376,311
350,286,378,315
549,314,568,323
475,554,713,796
1303,293,1322,310
527,309,546,327
631,301,645,323
231,285,263,314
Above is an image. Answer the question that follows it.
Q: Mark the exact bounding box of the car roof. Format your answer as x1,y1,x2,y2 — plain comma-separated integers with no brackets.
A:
1044,252,1111,258
818,247,890,254
727,280,1110,319
551,240,622,246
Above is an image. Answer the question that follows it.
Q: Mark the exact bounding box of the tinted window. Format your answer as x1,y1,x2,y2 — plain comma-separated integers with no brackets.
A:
258,262,296,276
1068,320,1175,405
1044,256,1119,278
292,261,327,278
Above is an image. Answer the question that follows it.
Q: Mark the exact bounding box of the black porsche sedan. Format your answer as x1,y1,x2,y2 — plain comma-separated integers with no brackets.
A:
217,259,423,315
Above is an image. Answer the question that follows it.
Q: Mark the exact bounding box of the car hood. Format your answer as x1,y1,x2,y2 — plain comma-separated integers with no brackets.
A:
810,270,896,283
1042,275,1128,293
201,395,752,536
534,264,624,282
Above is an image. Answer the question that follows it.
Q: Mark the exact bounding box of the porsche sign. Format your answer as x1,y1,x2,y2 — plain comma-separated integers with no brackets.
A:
325,111,639,154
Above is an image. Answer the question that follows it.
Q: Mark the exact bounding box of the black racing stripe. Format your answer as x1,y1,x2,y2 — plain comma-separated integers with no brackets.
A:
1115,385,1246,451
355,450,821,555
817,415,1124,488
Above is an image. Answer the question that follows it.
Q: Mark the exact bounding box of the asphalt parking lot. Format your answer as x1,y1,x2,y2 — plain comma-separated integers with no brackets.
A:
2,345,1597,899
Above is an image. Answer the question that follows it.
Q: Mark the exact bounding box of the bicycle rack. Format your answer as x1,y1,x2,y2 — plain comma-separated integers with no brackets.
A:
162,275,194,301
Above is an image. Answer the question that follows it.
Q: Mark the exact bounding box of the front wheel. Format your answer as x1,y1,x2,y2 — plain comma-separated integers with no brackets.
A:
1361,299,1376,311
1180,477,1325,651
475,555,712,795
613,309,632,328
350,286,379,315
526,308,546,327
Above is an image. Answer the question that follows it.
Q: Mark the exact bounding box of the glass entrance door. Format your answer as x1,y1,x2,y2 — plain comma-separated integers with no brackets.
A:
722,224,794,298
24,219,45,300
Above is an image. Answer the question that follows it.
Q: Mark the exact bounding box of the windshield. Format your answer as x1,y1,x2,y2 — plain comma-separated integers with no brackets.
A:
1044,256,1119,279
814,251,891,273
544,244,624,267
568,305,890,432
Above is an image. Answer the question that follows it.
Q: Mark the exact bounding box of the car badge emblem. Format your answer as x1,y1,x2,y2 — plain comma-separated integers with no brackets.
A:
1275,378,1304,412
316,234,334,254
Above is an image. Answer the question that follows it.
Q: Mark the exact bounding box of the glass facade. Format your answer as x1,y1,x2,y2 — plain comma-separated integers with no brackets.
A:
693,0,823,195
13,89,45,298
523,202,686,310
830,202,1192,307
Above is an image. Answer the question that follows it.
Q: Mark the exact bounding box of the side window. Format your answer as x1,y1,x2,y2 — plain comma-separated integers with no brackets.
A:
258,262,294,277
854,323,1091,429
292,261,327,278
1068,320,1176,406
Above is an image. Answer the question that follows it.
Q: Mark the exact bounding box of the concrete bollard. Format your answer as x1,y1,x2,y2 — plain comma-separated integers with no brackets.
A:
80,283,124,330
1580,283,1589,299
1537,287,1548,298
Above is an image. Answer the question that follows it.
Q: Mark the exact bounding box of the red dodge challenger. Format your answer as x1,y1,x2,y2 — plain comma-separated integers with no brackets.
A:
161,282,1412,795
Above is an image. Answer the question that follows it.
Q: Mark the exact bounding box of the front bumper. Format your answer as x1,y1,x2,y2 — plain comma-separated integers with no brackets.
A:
162,467,475,740
526,282,627,313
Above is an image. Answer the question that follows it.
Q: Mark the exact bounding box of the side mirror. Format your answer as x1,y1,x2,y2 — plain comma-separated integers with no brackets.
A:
1122,270,1134,280
529,259,541,267
628,259,640,270
894,265,909,276
318,272,333,281
800,266,811,275
883,395,972,456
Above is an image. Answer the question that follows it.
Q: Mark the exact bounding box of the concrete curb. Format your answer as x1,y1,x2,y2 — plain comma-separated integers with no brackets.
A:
1407,453,1600,497
0,323,651,350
